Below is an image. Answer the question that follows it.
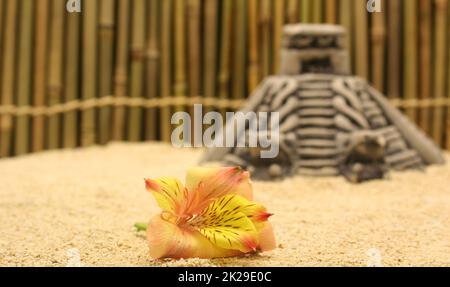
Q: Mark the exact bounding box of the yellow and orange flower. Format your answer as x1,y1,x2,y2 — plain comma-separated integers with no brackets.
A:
144,167,276,259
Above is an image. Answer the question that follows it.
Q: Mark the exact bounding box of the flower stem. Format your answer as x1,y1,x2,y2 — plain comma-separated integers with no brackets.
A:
134,222,148,231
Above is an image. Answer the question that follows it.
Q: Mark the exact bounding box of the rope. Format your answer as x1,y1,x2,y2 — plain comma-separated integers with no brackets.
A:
389,97,450,109
0,96,449,117
0,96,244,117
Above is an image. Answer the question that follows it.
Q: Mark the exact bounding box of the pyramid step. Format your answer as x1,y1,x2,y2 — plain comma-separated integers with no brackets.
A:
296,128,336,139
298,108,336,117
362,101,378,110
297,147,339,157
365,108,383,118
299,99,334,108
391,156,424,170
298,82,332,90
298,159,338,168
385,150,419,165
298,117,335,127
296,167,339,177
369,115,389,128
298,90,334,99
297,139,337,148
386,138,408,154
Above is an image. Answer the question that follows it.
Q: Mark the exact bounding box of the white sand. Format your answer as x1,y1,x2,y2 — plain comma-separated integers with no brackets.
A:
0,142,449,266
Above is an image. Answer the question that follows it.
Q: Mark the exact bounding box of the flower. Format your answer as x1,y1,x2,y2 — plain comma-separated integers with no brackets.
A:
144,167,276,259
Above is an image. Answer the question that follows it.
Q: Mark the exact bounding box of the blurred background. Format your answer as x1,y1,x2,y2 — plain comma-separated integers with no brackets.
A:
0,0,449,158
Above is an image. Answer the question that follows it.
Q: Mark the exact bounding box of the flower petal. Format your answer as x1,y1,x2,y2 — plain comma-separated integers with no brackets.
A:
196,211,258,253
147,215,242,259
186,167,253,200
183,167,253,215
206,194,272,229
190,194,264,253
257,222,276,252
145,177,186,215
225,196,272,226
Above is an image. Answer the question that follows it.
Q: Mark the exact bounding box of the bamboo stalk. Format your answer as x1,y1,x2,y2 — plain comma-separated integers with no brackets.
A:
32,0,49,152
370,6,386,92
128,0,146,142
248,0,260,92
354,0,368,79
82,0,98,146
47,0,65,150
312,0,322,23
1,0,18,157
403,0,419,122
203,0,218,101
447,1,450,150
160,0,172,142
145,0,160,140
339,0,353,71
187,0,200,100
325,0,337,24
202,0,217,138
233,0,247,99
272,0,284,74
260,0,272,78
187,0,201,143
0,0,4,103
113,0,130,141
218,0,233,115
301,0,311,23
419,0,432,133
431,0,448,145
15,0,34,155
387,0,401,99
174,0,187,112
287,0,298,23
98,0,115,144
63,9,80,149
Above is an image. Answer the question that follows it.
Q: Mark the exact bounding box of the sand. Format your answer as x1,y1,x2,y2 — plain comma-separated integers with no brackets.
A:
0,142,449,267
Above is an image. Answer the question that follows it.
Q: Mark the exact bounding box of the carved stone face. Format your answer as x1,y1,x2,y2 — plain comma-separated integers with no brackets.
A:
280,24,350,76
287,34,339,49
301,57,334,74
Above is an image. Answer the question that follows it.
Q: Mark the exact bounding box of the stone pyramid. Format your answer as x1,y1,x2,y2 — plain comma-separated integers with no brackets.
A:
201,24,445,182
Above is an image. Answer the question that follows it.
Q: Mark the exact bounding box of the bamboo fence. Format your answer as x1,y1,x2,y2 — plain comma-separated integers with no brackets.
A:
419,0,432,134
48,0,64,150
0,0,450,158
